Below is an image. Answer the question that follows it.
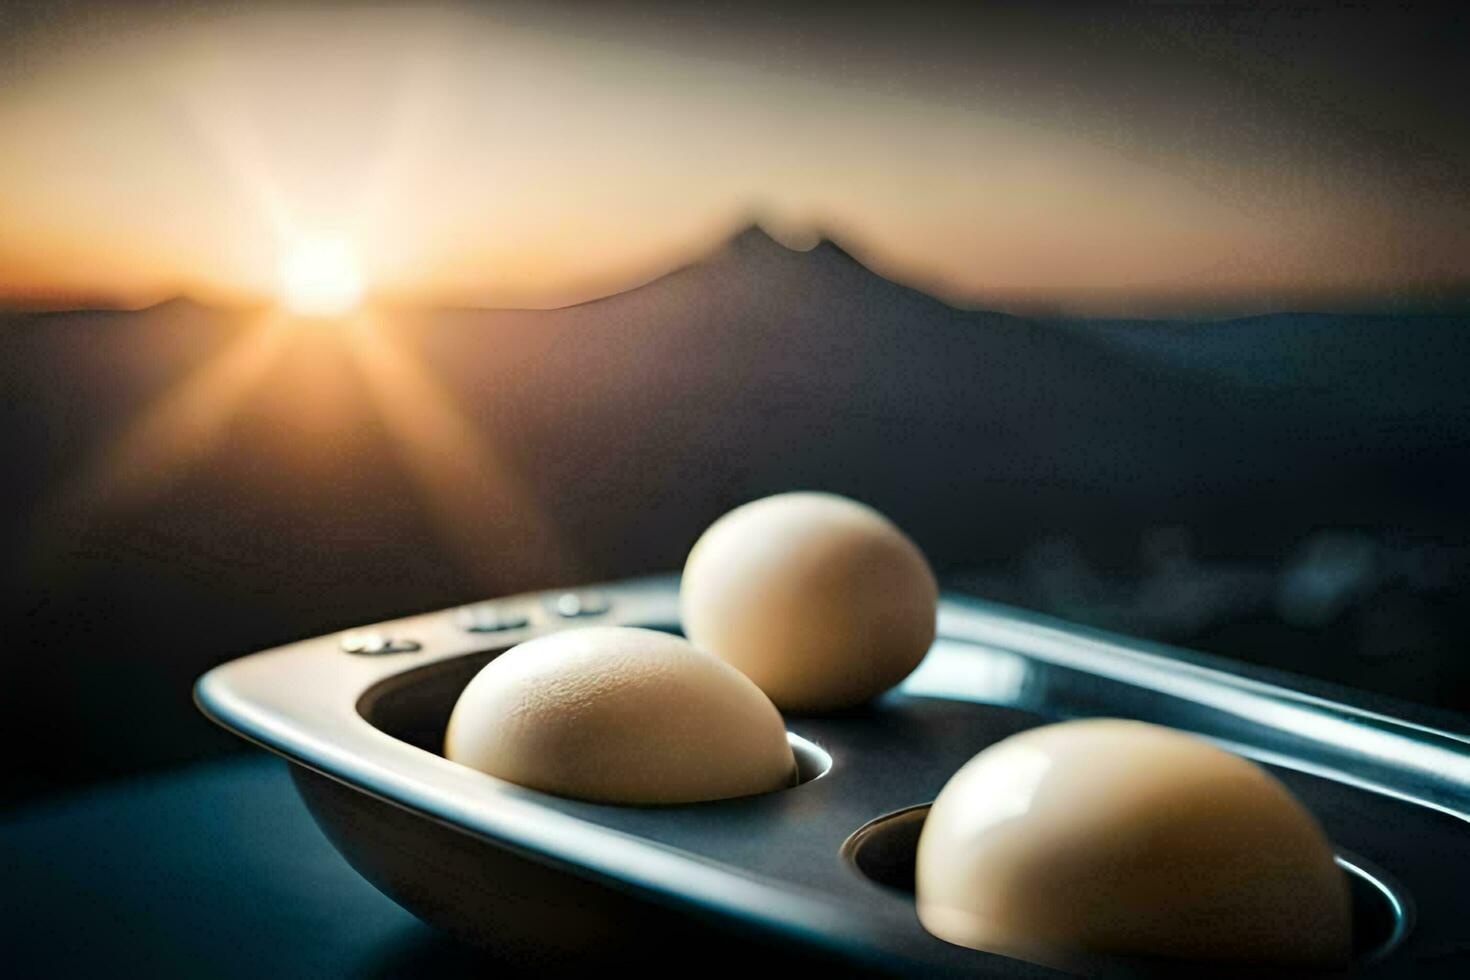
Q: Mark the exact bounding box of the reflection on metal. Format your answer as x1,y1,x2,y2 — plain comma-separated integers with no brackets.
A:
1334,852,1416,965
901,641,1031,707
932,597,1470,822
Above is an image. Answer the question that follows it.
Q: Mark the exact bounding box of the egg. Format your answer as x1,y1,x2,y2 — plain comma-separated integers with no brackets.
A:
444,626,796,804
915,719,1351,971
681,492,937,712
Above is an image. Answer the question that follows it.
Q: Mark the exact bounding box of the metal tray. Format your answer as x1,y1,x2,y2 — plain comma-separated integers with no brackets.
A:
195,575,1470,976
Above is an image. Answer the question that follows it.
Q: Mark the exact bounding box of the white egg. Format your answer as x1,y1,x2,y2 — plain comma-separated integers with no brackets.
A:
444,626,796,804
680,492,937,712
916,719,1350,971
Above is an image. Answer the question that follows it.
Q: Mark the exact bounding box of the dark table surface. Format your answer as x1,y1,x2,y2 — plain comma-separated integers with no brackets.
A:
2,751,504,979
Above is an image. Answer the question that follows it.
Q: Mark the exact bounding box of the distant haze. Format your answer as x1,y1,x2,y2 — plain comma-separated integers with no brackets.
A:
1,2,1467,315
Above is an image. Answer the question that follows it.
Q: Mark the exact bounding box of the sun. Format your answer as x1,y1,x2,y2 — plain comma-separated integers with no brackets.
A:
277,235,365,317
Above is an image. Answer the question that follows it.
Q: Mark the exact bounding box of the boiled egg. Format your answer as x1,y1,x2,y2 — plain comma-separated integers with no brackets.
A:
916,719,1351,971
681,492,937,712
444,627,796,804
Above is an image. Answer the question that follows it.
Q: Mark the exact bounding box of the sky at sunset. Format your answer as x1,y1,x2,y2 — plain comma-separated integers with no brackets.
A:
2,3,1467,314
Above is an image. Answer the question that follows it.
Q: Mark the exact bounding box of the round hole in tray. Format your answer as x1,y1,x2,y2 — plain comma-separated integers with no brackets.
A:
841,805,1412,965
788,732,833,786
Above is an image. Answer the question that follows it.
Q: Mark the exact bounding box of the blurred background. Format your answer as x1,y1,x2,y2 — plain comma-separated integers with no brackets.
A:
3,2,1469,805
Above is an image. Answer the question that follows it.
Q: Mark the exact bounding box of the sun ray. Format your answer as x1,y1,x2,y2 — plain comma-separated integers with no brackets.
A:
344,309,585,589
28,309,294,570
180,88,298,250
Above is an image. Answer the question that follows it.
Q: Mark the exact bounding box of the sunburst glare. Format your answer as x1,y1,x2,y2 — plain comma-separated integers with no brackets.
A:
277,235,365,317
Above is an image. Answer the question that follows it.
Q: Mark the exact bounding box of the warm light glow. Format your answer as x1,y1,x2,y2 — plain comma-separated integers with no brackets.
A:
1,7,1465,314
277,236,364,316
30,304,582,586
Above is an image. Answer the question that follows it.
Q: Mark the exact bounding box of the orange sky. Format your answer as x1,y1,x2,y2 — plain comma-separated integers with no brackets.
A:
1,4,1467,314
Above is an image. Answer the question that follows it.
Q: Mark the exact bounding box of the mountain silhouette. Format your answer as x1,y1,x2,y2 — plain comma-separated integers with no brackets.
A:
413,226,1468,562
3,225,1469,799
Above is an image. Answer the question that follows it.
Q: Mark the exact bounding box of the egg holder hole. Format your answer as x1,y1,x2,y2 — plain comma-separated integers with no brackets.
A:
841,805,1413,968
355,644,833,790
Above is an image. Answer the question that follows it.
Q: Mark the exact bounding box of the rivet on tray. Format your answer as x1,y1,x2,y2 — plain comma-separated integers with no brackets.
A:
340,631,422,655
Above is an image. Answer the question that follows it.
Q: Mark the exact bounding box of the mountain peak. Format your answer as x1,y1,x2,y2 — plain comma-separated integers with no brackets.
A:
725,223,802,255
716,222,868,268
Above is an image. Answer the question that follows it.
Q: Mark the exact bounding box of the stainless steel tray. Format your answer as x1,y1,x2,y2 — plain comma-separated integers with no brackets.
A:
195,575,1470,976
